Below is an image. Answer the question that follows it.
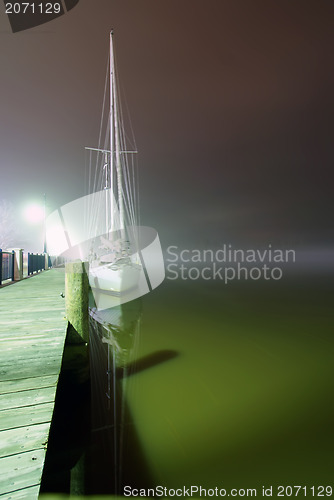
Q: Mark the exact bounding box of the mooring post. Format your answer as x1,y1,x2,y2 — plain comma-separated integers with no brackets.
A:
64,260,90,495
0,250,2,285
11,248,23,281
65,260,89,344
44,252,49,270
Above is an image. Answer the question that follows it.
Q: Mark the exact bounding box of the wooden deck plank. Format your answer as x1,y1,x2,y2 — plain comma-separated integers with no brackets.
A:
0,484,41,499
0,423,50,458
0,342,66,358
0,315,65,328
0,449,45,495
0,270,67,499
0,352,63,366
0,375,58,395
0,338,63,347
0,320,65,333
0,403,54,431
0,357,63,382
0,386,56,411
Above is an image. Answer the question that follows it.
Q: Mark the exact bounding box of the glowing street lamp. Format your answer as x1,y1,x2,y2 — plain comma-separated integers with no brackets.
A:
24,204,44,223
23,194,47,253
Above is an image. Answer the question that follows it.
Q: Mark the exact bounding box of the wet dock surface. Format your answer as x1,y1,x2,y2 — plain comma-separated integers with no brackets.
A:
0,270,66,499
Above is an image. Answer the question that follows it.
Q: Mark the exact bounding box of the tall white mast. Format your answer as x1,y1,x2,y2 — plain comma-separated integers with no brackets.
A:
110,30,125,235
109,31,114,200
108,31,114,235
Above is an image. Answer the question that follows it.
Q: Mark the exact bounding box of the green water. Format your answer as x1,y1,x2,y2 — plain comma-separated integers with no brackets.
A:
120,273,334,493
41,272,334,499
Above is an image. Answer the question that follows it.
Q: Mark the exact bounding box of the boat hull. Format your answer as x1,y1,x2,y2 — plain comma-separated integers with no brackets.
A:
89,262,141,294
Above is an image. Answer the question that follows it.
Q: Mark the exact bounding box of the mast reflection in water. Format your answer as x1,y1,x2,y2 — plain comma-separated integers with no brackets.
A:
88,295,152,495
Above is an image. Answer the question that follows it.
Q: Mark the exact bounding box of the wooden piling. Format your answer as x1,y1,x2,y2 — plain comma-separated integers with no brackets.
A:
63,261,90,494
11,248,24,281
65,261,89,344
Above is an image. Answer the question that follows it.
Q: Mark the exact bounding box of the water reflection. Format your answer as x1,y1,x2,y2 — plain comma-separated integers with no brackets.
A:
42,293,178,496
88,297,148,495
88,296,179,495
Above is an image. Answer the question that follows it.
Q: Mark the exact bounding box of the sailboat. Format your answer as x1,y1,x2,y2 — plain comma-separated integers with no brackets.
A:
87,31,141,297
46,31,165,310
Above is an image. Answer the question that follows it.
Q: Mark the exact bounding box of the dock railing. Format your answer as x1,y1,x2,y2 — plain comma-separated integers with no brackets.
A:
0,249,15,285
0,249,56,285
27,252,46,276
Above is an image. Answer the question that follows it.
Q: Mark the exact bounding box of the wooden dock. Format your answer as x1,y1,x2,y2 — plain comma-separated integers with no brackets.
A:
0,269,67,499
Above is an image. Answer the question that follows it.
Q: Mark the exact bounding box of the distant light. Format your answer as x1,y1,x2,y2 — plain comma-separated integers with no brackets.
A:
24,204,45,224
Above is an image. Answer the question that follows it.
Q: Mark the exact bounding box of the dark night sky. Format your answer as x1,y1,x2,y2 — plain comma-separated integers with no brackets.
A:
0,0,333,255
